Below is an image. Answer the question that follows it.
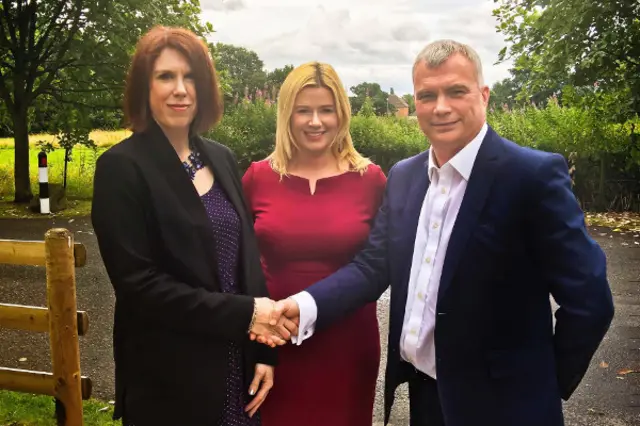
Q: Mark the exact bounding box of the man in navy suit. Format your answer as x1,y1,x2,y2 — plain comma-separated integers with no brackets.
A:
271,40,614,426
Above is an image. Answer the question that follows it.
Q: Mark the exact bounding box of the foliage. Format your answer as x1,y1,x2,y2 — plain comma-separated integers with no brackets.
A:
213,43,267,102
208,101,277,171
0,146,101,200
349,82,396,116
493,0,640,121
1,100,639,213
357,96,376,118
402,94,416,114
266,65,294,91
488,99,640,211
34,105,97,189
0,0,213,202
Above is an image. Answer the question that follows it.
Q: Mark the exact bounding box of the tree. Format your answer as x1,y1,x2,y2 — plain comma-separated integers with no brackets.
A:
493,0,640,121
349,82,393,116
266,64,294,91
0,0,212,202
213,43,266,102
402,94,416,114
357,96,376,117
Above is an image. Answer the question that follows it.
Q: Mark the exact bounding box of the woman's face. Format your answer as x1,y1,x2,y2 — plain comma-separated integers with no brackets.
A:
289,86,339,157
149,48,197,135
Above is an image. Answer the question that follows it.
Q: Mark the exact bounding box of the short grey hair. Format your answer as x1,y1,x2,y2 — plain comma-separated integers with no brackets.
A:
412,39,485,87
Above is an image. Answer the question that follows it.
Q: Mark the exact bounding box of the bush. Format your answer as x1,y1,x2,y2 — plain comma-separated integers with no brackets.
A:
207,100,640,212
207,102,426,173
5,100,637,212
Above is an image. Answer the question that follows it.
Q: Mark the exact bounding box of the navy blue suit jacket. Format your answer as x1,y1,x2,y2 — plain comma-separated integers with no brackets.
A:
306,126,614,426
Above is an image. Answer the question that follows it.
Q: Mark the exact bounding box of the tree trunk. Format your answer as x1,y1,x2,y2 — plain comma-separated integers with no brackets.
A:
13,107,33,203
595,153,607,211
63,148,70,189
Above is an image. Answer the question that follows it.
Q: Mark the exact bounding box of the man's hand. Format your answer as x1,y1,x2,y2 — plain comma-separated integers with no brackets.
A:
250,298,300,346
276,297,300,324
250,298,294,347
244,363,274,418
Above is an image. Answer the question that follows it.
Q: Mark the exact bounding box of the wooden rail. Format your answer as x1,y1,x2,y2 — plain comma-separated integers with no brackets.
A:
0,367,92,400
0,239,87,267
0,228,91,426
0,304,89,335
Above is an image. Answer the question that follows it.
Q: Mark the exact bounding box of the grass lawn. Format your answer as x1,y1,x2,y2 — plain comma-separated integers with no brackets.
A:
0,391,121,426
0,137,110,219
0,130,130,149
0,130,125,208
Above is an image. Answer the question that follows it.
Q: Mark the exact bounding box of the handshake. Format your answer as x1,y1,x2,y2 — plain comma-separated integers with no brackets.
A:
250,298,301,347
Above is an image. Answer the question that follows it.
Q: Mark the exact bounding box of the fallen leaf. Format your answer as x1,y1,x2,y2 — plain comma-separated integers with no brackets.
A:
613,228,621,232
18,357,27,362
617,369,637,375
587,408,605,416
599,361,609,368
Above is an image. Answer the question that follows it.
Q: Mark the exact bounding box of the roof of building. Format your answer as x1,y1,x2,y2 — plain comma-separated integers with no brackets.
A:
387,93,409,109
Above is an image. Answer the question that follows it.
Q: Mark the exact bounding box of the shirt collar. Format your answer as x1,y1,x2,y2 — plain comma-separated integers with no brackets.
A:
428,122,488,181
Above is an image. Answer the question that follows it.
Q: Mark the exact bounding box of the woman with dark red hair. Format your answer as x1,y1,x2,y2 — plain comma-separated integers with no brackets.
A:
91,26,292,426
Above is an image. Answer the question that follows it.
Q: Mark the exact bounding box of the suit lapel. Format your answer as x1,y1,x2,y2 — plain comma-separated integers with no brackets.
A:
398,158,430,288
437,128,503,301
144,121,211,229
143,122,219,288
391,154,430,325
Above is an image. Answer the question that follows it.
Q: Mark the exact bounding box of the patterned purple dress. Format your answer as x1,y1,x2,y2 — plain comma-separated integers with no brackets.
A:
200,182,261,426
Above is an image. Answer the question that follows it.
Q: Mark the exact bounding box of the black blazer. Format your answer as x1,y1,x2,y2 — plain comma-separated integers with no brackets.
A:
91,121,276,426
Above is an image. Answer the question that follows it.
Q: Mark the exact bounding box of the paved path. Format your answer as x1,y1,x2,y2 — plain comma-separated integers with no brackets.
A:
0,218,638,425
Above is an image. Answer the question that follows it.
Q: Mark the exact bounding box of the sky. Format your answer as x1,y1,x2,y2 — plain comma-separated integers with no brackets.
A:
200,0,513,96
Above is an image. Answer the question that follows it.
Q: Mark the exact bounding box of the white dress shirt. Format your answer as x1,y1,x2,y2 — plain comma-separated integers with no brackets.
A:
292,123,488,379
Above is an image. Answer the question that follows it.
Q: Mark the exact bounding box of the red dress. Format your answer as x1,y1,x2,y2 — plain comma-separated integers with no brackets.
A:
242,160,386,426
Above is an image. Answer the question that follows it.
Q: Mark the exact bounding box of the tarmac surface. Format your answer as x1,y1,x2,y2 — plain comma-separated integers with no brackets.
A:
0,218,638,425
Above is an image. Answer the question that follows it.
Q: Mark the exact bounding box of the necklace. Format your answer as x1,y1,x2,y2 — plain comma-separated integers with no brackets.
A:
182,145,205,180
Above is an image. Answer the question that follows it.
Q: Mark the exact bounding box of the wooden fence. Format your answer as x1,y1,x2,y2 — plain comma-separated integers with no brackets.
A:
0,228,92,426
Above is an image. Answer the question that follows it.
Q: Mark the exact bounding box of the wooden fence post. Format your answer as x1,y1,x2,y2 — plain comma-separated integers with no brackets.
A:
45,228,84,426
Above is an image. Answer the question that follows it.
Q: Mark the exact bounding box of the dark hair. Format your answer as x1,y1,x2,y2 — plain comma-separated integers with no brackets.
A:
124,26,223,134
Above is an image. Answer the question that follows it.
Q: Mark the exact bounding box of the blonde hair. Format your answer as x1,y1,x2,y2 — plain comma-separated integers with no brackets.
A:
268,61,371,176
413,39,485,87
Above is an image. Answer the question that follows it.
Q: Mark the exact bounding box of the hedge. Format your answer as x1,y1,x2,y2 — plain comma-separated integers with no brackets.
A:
209,101,640,212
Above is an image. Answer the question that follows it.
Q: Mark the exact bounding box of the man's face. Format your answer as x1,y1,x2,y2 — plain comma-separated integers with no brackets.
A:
413,53,490,163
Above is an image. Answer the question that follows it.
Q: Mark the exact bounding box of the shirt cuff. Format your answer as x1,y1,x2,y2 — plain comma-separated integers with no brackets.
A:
289,291,317,346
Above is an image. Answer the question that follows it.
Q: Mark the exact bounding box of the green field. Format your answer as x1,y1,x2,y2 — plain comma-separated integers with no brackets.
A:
0,146,105,201
0,132,118,218
0,130,128,200
0,130,130,149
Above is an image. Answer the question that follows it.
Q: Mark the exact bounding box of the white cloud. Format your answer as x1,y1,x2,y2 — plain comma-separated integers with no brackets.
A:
200,0,246,11
201,0,512,96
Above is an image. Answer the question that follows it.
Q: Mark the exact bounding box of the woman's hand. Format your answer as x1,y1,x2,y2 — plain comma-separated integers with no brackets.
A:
251,298,295,347
245,363,274,418
250,298,300,346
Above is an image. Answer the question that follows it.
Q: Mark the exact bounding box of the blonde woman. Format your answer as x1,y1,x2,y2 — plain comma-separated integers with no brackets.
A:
241,62,386,426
